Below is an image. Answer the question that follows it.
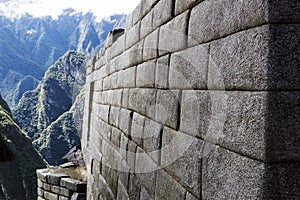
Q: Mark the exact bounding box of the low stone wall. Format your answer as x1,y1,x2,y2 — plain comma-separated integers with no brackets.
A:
82,0,300,199
36,167,87,200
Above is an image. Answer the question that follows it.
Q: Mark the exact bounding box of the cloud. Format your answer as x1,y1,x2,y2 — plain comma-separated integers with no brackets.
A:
0,0,140,20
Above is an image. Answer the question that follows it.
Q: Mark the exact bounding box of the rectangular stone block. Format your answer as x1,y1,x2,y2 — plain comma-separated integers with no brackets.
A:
47,173,70,185
127,140,137,172
109,106,120,128
155,170,186,200
140,10,154,39
110,89,122,106
44,191,59,200
159,11,188,56
37,187,44,197
110,34,125,59
122,89,130,108
60,178,87,193
94,104,110,123
175,0,202,15
38,179,44,188
208,25,269,90
44,183,51,191
131,112,145,147
125,13,133,30
143,118,162,163
128,88,156,119
155,54,169,89
155,90,180,129
169,44,208,89
132,2,142,25
111,127,121,148
121,41,143,69
135,147,158,196
188,0,268,46
125,22,141,49
143,29,159,61
180,90,209,138
202,145,265,200
136,60,156,88
161,127,202,198
50,185,70,197
117,67,136,88
153,0,173,28
38,197,46,200
120,133,129,159
119,108,133,136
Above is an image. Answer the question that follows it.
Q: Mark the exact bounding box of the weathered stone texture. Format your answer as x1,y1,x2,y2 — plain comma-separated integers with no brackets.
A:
143,29,159,61
188,0,268,46
140,10,154,39
155,54,169,89
170,44,209,89
153,0,173,28
202,145,265,200
175,0,202,15
159,11,188,56
136,60,156,88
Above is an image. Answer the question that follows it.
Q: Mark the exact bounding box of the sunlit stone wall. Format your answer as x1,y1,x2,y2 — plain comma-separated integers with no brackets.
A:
82,0,300,199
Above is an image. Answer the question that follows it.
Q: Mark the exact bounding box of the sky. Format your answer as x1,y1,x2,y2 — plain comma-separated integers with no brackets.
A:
0,0,141,20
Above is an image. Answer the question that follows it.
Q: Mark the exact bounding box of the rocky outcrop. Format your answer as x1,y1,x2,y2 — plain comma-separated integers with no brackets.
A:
13,51,86,165
0,95,46,199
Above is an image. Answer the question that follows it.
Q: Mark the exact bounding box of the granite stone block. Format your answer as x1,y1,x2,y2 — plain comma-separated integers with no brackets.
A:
111,127,121,148
128,88,156,119
155,54,169,89
60,178,87,193
119,108,133,136
37,187,44,197
208,25,269,90
169,44,209,89
131,112,145,147
161,127,202,198
143,29,159,61
202,145,265,200
155,170,186,200
50,186,70,197
175,0,202,15
153,0,173,29
46,173,70,185
135,147,158,196
140,10,154,39
143,118,162,162
159,11,188,56
117,67,136,88
188,0,268,46
44,191,58,200
180,90,210,138
125,22,141,49
136,60,156,88
109,106,120,127
155,90,180,129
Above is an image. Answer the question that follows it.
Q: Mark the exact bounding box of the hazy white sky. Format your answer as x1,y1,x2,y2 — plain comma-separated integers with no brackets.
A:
0,0,140,20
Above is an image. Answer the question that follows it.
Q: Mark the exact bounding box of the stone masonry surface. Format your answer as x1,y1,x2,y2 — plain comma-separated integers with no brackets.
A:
82,0,300,199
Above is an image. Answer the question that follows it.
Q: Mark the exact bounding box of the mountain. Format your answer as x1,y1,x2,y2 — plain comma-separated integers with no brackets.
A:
0,95,46,199
0,10,125,107
12,51,86,165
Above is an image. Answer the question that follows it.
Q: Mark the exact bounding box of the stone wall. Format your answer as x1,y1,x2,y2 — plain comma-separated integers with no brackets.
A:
36,167,87,200
82,0,300,199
